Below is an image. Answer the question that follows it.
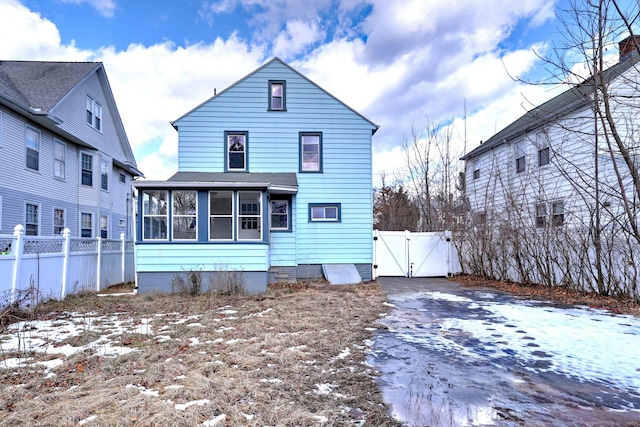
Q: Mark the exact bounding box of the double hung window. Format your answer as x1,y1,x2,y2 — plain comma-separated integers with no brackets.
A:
26,127,40,171
54,208,65,235
100,215,108,238
226,132,247,171
515,141,526,173
537,131,550,167
81,153,93,186
86,95,102,131
54,140,65,179
25,203,38,235
81,212,92,237
300,132,322,172
552,201,565,226
535,204,546,228
268,80,285,110
101,159,109,190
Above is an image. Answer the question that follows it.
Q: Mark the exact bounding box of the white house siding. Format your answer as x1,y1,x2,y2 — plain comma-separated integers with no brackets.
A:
171,59,375,283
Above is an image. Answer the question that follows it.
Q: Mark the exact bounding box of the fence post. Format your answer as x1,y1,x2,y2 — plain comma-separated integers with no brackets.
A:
60,228,71,299
405,230,411,278
96,237,102,292
120,232,126,285
10,224,25,304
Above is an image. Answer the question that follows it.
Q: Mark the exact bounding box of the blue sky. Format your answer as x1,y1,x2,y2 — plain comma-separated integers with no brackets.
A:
0,0,619,182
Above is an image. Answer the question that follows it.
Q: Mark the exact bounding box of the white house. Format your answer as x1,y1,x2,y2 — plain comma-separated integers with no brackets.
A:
460,35,640,295
0,61,142,239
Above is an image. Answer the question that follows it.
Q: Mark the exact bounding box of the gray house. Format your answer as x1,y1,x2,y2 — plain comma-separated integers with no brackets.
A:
0,61,142,239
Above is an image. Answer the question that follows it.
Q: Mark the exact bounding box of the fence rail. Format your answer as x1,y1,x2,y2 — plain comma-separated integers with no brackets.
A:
1,224,134,305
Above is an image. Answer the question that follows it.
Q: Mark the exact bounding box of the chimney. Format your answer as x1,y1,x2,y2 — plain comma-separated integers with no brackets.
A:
618,35,640,61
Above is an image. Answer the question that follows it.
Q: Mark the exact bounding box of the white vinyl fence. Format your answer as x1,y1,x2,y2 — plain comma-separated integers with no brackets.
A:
373,230,462,279
0,224,134,305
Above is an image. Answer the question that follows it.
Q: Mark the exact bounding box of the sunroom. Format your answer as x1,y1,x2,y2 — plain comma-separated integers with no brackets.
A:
133,172,298,293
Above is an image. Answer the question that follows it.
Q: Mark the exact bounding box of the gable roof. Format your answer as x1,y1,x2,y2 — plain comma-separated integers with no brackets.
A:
0,61,99,114
461,55,639,160
0,60,142,176
171,57,379,135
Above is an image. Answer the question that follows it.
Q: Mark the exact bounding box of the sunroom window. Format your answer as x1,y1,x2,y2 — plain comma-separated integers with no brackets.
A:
143,190,168,240
172,190,197,240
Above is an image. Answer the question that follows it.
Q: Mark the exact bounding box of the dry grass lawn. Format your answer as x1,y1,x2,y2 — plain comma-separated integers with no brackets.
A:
0,282,401,427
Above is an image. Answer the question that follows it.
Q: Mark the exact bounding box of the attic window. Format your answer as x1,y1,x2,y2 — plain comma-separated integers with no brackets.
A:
86,95,102,132
268,80,286,111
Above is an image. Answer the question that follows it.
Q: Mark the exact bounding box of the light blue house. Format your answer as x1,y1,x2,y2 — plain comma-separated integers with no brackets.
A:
133,57,378,293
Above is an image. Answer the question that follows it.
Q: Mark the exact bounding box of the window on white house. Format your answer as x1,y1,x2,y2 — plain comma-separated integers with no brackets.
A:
26,127,40,171
238,191,261,240
54,140,65,179
54,208,65,235
537,131,550,167
81,153,93,186
172,190,197,240
209,191,233,240
473,168,480,180
309,203,340,222
515,141,526,173
268,80,285,110
535,203,546,228
101,159,109,190
301,132,322,172
226,132,247,171
25,203,38,235
100,214,108,238
143,190,168,240
118,218,126,230
86,95,102,131
552,201,565,226
119,173,126,184
270,199,290,231
81,213,93,237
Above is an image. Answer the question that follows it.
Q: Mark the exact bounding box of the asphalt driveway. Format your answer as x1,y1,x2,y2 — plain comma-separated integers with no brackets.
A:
370,277,640,426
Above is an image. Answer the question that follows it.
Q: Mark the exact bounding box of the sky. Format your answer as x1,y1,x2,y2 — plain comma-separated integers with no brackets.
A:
0,0,609,183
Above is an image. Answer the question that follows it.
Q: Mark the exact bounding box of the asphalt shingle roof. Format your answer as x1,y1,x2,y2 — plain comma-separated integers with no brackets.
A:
461,55,638,160
168,172,298,187
0,61,99,113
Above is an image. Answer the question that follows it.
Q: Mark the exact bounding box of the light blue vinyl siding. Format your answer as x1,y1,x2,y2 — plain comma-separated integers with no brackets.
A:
136,243,269,273
173,59,375,269
269,197,296,266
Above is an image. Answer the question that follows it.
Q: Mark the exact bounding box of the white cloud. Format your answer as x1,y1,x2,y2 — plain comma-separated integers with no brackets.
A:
272,19,324,60
2,0,566,186
60,0,117,18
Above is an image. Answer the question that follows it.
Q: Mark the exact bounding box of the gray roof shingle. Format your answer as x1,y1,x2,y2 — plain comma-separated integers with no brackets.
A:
0,61,99,113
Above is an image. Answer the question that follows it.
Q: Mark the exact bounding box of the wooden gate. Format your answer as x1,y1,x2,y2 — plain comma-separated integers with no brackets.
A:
372,230,460,278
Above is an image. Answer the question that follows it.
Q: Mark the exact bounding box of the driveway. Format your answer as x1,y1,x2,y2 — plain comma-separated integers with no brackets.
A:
370,277,640,426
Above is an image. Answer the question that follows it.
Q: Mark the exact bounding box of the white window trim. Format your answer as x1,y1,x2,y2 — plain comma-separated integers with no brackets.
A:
81,212,93,238
270,199,290,231
86,95,102,132
54,208,66,236
172,190,198,241
54,139,66,180
118,218,126,230
237,191,262,241
208,190,235,241
25,202,40,236
101,158,110,191
142,190,169,241
25,125,40,171
80,151,94,187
